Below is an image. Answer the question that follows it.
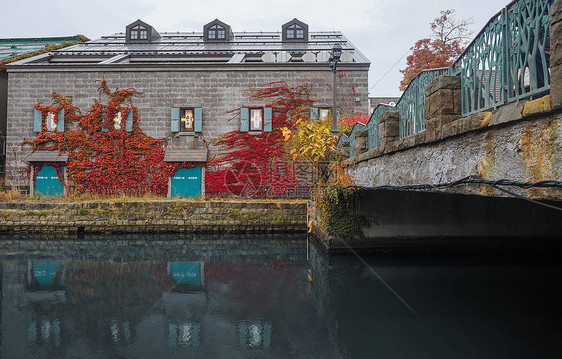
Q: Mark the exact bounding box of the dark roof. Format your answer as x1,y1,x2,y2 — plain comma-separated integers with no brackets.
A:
0,36,82,61
163,149,208,163
7,23,369,67
26,151,68,162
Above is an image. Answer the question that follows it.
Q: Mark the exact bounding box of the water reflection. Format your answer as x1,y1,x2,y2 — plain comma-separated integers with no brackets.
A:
0,235,330,358
1,235,562,358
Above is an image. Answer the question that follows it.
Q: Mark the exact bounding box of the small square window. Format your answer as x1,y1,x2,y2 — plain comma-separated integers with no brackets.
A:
46,112,56,131
250,108,263,131
287,31,294,39
180,108,194,132
140,30,148,40
209,31,216,39
218,29,225,39
131,31,138,40
296,29,304,39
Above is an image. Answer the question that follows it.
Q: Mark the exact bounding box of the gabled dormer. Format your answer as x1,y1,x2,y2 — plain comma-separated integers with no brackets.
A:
203,19,234,42
282,18,308,42
125,19,161,43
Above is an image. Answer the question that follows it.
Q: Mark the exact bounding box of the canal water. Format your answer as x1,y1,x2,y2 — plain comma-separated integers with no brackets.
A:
0,234,561,358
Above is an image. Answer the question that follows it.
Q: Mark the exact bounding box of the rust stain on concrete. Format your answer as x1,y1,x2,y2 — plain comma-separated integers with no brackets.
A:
479,112,492,128
477,130,499,196
522,95,552,117
519,118,560,198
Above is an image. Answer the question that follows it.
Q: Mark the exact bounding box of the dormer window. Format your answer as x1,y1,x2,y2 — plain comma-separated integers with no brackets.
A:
130,25,148,40
208,25,226,40
204,19,233,42
286,24,304,40
282,19,309,42
125,19,161,43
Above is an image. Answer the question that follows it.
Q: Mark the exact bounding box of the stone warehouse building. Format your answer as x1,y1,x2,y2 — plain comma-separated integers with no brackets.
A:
1,36,85,179
5,19,370,197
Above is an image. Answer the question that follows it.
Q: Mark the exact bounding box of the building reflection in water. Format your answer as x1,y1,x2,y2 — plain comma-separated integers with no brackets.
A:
3,236,562,358
0,237,339,358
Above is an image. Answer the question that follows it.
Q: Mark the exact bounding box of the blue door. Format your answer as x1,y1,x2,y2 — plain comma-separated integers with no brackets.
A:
32,260,64,288
35,165,65,197
171,167,201,197
169,262,203,286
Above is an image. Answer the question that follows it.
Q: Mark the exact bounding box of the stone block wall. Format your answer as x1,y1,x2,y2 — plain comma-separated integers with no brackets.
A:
424,76,461,142
377,111,399,153
5,66,368,188
345,47,561,200
0,200,307,235
353,130,368,156
551,0,562,110
0,72,7,136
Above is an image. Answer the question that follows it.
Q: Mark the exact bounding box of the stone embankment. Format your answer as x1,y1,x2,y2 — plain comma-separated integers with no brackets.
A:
0,200,307,236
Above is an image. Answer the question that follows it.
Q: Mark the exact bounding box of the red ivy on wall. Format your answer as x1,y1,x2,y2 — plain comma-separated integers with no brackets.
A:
25,81,198,196
25,81,315,198
205,82,314,197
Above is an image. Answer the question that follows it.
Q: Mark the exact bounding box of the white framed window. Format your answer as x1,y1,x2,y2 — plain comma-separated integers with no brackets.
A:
46,112,56,132
319,108,330,121
130,25,148,40
238,321,272,349
287,24,304,39
250,108,263,131
208,24,226,40
113,112,122,130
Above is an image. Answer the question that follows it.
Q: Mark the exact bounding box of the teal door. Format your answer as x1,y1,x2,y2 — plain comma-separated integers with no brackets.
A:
35,165,65,197
171,167,201,197
169,262,202,286
32,260,64,288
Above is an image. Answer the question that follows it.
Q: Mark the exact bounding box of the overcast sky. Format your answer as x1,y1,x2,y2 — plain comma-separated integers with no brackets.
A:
2,0,511,97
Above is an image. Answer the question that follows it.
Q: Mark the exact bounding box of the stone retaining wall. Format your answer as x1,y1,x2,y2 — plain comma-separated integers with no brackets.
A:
0,200,307,236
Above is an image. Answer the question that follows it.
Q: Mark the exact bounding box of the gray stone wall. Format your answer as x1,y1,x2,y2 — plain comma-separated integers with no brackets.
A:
5,65,368,188
0,200,307,235
348,112,562,200
551,0,562,110
0,72,7,136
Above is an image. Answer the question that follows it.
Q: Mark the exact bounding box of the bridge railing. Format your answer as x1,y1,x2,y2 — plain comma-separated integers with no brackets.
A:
348,122,366,158
338,0,554,159
397,68,451,138
367,104,395,150
452,0,553,116
345,0,554,155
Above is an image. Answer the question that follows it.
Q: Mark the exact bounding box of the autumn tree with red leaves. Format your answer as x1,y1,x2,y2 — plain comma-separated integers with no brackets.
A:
399,9,473,91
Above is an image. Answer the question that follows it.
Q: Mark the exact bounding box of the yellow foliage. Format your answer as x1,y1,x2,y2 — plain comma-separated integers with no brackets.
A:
283,117,335,162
